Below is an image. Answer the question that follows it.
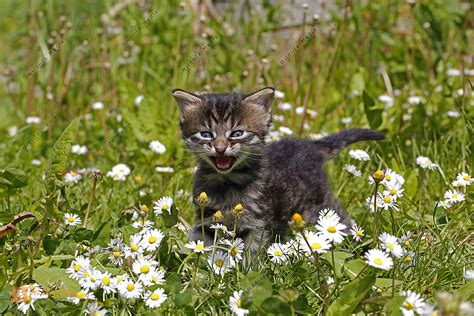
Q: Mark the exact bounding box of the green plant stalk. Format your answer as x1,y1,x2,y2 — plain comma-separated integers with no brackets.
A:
373,182,379,242
83,175,98,228
301,231,328,303
200,205,205,243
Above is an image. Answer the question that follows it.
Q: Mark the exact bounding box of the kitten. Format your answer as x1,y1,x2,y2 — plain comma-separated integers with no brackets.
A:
172,87,384,252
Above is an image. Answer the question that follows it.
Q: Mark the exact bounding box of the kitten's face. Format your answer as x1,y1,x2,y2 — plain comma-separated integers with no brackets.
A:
172,88,275,173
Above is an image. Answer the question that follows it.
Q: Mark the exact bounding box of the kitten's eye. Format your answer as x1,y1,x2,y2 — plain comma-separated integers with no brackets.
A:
230,130,245,138
199,131,213,139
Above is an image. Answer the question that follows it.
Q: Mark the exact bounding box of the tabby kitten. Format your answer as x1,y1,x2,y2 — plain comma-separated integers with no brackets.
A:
172,87,383,251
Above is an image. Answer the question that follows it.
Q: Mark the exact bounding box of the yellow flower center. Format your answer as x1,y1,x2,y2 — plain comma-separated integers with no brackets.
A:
84,272,90,278
113,251,121,258
162,205,169,211
140,265,150,274
383,196,391,203
195,243,204,251
237,298,242,308
374,258,383,265
390,188,397,195
387,242,394,251
24,296,31,303
463,175,470,181
404,240,410,248
127,283,135,291
131,244,138,251
311,243,321,250
71,171,78,176
452,194,458,199
94,312,101,316
274,249,282,256
90,277,96,282
327,226,337,233
117,276,124,282
76,291,86,299
74,264,81,272
150,293,160,300
215,259,224,267
356,231,363,237
67,216,74,223
141,204,149,212
403,255,413,264
231,247,238,257
102,277,110,286
386,175,391,181
149,236,157,243
403,301,414,310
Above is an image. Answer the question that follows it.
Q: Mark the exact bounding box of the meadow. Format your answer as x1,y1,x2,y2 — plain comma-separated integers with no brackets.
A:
0,0,473,315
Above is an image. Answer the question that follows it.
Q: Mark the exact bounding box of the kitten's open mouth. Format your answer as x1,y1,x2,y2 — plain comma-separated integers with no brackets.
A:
213,155,235,171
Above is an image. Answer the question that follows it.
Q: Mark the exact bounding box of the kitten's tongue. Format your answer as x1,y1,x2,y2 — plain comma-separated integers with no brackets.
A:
215,155,232,170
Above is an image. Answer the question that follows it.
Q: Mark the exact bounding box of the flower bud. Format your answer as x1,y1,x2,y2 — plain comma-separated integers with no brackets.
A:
134,175,142,185
232,203,244,216
291,213,305,229
197,192,209,207
140,204,149,213
372,169,385,182
213,210,223,223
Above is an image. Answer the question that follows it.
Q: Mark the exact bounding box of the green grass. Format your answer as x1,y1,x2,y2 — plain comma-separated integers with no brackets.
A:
0,0,473,315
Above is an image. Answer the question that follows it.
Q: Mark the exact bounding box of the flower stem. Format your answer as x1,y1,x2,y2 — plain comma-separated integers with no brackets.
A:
200,205,205,242
372,182,379,242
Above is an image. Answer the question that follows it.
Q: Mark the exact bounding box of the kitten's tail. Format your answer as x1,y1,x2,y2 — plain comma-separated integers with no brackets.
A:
314,128,384,160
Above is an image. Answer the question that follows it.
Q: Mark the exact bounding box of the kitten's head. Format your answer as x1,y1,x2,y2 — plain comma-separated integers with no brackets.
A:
172,87,275,174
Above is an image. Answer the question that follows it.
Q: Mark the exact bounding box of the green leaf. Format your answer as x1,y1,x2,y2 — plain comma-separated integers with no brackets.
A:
0,284,12,313
0,168,28,190
45,118,80,193
33,267,80,299
162,205,178,227
350,72,365,96
456,281,474,301
261,296,292,315
344,259,367,279
175,292,192,307
363,90,383,129
165,273,182,294
383,295,404,316
326,274,376,316
72,228,94,242
322,251,353,277
43,235,60,255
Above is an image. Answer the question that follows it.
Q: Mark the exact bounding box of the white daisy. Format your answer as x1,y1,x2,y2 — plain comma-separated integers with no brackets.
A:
66,256,91,280
438,199,453,209
64,170,82,183
416,156,437,170
84,302,107,315
378,94,394,108
149,140,166,154
153,196,173,215
71,144,88,155
464,270,474,280
16,289,37,314
124,234,144,259
400,290,426,316
298,231,331,254
444,190,465,204
132,218,154,230
78,267,101,290
383,183,404,199
453,172,473,187
318,209,341,222
227,238,245,264
274,90,285,99
107,163,131,181
349,149,370,161
341,117,352,125
284,239,302,258
366,194,384,213
25,116,41,125
267,243,288,264
379,194,399,211
96,270,116,295
407,96,422,105
144,288,168,309
91,102,104,110
185,240,210,253
67,289,95,304
140,229,164,252
143,269,166,287
31,159,41,166
8,126,18,137
155,166,174,173
229,290,249,316
350,225,364,242
316,217,347,244
379,232,404,258
279,126,293,136
132,257,158,283
208,250,231,275
118,280,143,299
365,248,394,270
134,95,144,106
278,102,292,111
344,164,362,177
447,110,460,118
446,68,461,77
64,213,81,226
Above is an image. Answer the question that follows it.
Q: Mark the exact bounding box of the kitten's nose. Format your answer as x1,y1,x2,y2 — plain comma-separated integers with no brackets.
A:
214,138,227,155
215,146,226,155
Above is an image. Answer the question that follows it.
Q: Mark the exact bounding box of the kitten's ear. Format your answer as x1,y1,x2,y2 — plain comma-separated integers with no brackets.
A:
172,89,203,120
241,87,275,114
